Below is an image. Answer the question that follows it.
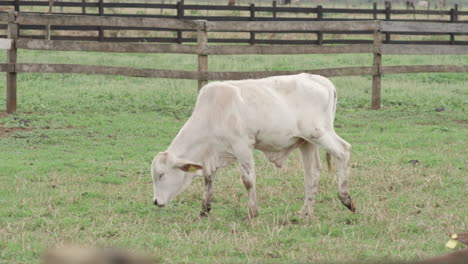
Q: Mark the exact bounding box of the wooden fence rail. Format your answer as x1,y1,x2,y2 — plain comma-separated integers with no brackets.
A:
0,1,466,21
1,12,468,113
0,1,467,45
15,39,468,56
0,13,450,31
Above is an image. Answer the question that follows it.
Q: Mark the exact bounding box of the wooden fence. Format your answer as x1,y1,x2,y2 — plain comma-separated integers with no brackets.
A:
0,1,467,45
1,12,468,113
0,0,465,22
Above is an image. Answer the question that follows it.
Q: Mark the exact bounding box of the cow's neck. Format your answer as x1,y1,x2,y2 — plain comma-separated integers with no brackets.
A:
167,119,218,176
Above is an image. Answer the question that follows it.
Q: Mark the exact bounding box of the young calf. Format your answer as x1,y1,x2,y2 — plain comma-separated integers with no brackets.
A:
151,73,354,218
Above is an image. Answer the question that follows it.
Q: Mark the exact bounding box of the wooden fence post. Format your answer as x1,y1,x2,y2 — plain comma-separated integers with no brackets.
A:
317,5,323,45
176,0,184,44
197,20,208,91
7,12,18,113
373,2,377,20
372,26,383,110
272,1,277,19
385,2,391,42
449,4,458,44
82,0,86,15
14,0,19,12
249,4,255,45
46,0,53,41
98,0,104,41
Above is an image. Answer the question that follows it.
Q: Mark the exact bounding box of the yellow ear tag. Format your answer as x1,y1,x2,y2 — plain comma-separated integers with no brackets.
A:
188,165,197,173
446,239,458,249
445,234,458,249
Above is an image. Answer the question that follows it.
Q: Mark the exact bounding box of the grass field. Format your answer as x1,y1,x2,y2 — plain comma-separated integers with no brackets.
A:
0,49,467,263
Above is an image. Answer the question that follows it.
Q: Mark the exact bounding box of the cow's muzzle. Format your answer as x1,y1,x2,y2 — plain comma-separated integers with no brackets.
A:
153,199,165,208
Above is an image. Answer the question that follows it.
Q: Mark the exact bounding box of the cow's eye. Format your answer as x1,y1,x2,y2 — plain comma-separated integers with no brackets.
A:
159,174,164,180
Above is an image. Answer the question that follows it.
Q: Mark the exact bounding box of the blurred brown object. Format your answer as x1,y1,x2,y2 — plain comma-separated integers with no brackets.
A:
411,248,468,264
227,0,235,6
455,233,468,246
411,232,468,264
43,247,154,264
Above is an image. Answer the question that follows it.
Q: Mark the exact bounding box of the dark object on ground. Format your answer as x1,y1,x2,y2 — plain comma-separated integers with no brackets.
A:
409,160,420,166
435,107,446,112
411,232,468,264
13,117,31,126
411,248,468,264
455,233,468,245
43,247,154,264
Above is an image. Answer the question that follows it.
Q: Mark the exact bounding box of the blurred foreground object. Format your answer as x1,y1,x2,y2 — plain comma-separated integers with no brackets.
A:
446,232,468,249
43,247,154,264
452,233,468,246
412,232,468,264
412,248,468,264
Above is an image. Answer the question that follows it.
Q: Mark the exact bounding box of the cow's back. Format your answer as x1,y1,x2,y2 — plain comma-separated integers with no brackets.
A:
196,74,336,151
225,73,334,111
227,73,336,130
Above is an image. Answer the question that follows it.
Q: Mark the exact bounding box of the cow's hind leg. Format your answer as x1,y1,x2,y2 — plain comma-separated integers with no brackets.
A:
200,173,215,217
308,131,355,212
298,142,321,217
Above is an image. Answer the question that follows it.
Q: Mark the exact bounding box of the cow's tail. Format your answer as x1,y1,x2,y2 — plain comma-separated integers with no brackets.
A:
306,74,336,173
326,152,332,172
326,82,337,174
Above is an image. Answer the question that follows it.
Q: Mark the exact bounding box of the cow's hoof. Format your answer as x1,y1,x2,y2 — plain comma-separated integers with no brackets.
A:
297,207,314,218
245,211,258,221
344,199,356,213
297,211,314,218
338,193,356,213
247,207,258,220
244,215,257,222
199,211,210,217
246,214,257,221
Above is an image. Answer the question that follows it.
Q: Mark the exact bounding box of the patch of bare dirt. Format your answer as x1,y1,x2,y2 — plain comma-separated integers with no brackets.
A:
0,112,46,118
335,124,365,128
416,121,441,126
0,127,33,137
454,120,468,124
0,124,80,137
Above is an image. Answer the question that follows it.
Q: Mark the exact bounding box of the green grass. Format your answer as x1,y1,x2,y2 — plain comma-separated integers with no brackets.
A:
0,50,467,263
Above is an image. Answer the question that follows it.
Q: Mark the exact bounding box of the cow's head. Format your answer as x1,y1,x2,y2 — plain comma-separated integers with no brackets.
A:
151,151,203,207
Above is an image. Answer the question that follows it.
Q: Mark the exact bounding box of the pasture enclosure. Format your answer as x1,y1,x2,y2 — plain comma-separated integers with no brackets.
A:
0,5,467,264
1,11,468,113
1,3,467,264
0,52,466,263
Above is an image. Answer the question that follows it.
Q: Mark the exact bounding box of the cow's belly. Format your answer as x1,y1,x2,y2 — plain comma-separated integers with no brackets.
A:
253,128,300,152
242,101,301,152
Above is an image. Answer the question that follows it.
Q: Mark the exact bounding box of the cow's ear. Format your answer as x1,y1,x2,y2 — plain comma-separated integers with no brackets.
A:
176,160,203,173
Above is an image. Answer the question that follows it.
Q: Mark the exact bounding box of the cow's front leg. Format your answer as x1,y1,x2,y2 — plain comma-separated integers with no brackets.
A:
200,174,214,217
238,152,258,219
298,142,321,217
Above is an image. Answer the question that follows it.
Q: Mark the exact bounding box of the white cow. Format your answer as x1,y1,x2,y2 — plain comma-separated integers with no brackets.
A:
417,0,429,9
151,73,355,219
